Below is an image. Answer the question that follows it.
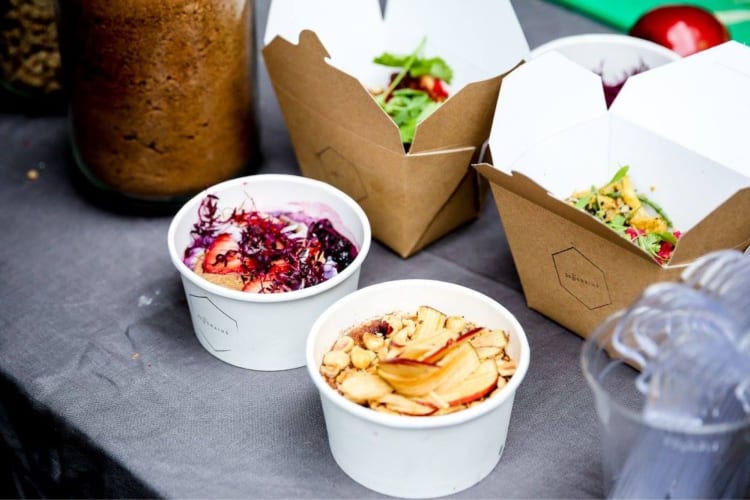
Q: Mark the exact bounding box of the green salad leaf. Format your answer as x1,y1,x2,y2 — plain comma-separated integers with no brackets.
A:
606,165,630,186
372,37,453,145
380,89,439,144
567,166,680,266
574,186,596,209
638,193,674,228
373,53,453,84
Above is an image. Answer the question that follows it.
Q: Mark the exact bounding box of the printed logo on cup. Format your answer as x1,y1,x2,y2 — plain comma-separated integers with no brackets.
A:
317,146,368,202
188,294,238,352
552,247,612,310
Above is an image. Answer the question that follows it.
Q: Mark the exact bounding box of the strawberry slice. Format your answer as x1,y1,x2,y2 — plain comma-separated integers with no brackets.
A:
202,234,243,274
269,259,291,275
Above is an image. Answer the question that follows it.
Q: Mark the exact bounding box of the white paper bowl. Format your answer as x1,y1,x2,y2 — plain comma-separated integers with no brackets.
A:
167,174,371,371
530,33,680,87
306,279,530,498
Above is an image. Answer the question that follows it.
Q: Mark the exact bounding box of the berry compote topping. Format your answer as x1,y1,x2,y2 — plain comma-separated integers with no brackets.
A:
183,194,359,293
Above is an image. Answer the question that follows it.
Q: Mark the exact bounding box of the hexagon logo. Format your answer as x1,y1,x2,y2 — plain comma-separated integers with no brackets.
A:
552,248,611,310
316,147,368,202
187,294,238,352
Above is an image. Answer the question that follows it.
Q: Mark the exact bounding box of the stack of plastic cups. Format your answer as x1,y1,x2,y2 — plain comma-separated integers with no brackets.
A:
582,250,750,499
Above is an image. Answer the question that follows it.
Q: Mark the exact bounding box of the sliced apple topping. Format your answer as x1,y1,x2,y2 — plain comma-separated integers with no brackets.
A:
496,359,517,378
411,306,447,341
379,342,482,397
421,391,450,410
444,315,467,333
321,306,517,417
377,359,443,397
338,370,393,404
433,343,481,392
421,327,481,364
433,359,499,406
376,393,437,416
396,327,458,361
469,328,508,350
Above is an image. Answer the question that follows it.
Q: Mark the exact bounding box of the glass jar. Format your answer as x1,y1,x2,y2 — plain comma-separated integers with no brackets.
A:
56,0,259,211
0,0,64,112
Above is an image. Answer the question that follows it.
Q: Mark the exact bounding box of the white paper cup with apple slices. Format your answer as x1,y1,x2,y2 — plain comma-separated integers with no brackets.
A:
306,279,530,498
167,174,371,371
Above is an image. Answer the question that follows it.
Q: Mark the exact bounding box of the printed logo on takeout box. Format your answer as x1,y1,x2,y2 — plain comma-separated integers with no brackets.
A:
476,41,750,338
262,0,530,257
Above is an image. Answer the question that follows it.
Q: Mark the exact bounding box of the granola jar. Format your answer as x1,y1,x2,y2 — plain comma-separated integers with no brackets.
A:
0,0,64,111
56,0,258,211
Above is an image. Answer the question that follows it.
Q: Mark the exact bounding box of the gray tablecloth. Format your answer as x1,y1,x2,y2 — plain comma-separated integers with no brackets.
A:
0,1,620,497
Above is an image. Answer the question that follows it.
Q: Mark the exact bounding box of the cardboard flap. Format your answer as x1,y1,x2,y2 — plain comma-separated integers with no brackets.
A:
382,0,529,90
488,52,606,175
264,0,385,83
265,0,529,91
410,75,503,154
474,164,663,263
670,188,750,264
263,31,405,154
611,41,750,179
608,116,750,233
398,147,478,255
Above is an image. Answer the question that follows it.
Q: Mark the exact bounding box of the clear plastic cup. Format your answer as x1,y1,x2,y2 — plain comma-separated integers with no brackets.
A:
581,314,750,498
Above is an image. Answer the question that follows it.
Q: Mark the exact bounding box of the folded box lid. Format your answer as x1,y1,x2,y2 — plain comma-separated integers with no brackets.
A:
611,41,750,180
487,41,750,264
264,0,530,92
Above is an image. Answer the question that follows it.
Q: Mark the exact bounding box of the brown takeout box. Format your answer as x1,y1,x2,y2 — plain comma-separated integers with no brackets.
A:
476,43,750,337
262,0,530,257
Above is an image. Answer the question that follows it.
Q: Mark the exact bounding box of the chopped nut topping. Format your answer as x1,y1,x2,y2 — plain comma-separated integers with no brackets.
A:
320,306,517,417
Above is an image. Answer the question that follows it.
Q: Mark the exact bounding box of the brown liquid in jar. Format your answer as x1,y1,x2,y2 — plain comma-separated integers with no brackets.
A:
57,0,257,199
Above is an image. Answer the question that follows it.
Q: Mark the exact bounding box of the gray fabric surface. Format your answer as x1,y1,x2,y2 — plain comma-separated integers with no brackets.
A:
0,1,623,497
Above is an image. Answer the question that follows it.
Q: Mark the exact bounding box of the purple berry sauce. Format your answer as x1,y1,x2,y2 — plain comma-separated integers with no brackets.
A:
183,194,359,293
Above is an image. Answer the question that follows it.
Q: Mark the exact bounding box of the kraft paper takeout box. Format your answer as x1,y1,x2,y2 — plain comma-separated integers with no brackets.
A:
476,42,750,338
262,0,529,257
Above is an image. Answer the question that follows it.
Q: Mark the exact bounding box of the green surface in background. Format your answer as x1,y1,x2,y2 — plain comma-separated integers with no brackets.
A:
549,0,750,43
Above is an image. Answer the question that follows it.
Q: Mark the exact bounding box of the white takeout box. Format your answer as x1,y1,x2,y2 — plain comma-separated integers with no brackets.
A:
476,41,750,338
529,33,680,86
264,0,529,92
262,0,530,257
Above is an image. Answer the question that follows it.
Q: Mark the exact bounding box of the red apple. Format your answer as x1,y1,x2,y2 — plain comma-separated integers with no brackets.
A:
629,5,730,57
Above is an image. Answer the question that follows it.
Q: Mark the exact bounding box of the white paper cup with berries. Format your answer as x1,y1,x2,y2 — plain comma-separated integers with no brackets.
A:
529,33,680,107
167,174,371,371
306,279,530,498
